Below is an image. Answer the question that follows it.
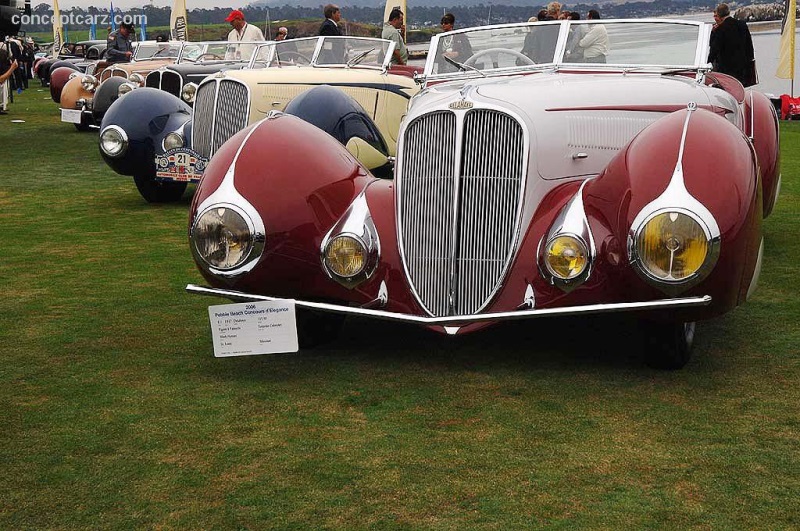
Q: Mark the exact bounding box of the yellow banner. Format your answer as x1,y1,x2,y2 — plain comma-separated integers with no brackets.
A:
777,0,796,79
170,0,188,41
52,0,64,55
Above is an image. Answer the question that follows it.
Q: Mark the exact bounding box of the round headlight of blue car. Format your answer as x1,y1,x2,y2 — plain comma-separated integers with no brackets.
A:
99,125,128,157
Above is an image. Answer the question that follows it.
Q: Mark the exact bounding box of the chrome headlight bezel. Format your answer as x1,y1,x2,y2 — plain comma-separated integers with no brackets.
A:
99,125,128,158
542,233,590,281
319,191,380,289
181,82,198,104
322,234,369,279
128,73,145,86
162,131,186,151
538,181,596,292
190,203,266,275
117,82,137,97
81,74,98,92
628,207,720,292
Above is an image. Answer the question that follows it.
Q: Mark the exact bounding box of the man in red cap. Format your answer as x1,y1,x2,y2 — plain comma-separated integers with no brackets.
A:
225,9,265,60
226,9,265,43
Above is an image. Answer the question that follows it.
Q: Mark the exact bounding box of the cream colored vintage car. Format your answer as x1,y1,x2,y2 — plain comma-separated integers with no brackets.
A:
190,37,419,157
99,36,421,202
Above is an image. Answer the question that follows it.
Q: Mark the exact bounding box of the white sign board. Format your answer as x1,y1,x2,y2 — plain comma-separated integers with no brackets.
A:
208,300,299,357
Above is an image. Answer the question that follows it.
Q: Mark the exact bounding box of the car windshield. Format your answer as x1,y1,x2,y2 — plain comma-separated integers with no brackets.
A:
314,37,392,68
178,42,261,63
248,37,392,70
134,41,182,61
425,19,707,78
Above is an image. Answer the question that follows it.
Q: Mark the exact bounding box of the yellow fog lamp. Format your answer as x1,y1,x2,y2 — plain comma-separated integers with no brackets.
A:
544,235,589,280
323,235,367,278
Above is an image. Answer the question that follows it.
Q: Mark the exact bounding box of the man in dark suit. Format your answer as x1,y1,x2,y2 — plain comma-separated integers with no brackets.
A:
708,3,756,86
319,4,342,36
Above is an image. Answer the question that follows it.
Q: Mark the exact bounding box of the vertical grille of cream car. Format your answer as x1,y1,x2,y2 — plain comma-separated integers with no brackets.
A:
192,79,249,158
398,109,525,316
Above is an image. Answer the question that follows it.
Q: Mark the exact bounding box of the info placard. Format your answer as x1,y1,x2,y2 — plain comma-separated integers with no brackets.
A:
208,300,299,357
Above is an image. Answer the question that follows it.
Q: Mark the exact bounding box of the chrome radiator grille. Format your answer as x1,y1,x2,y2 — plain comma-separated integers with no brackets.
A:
192,79,249,158
398,109,526,317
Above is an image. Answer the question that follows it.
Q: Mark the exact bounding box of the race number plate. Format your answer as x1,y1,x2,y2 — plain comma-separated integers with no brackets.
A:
155,148,208,183
60,109,83,124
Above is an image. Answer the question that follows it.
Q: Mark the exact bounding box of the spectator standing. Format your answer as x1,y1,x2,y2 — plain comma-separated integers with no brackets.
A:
546,2,562,20
579,10,609,63
107,22,134,63
708,3,755,86
382,8,407,65
226,10,265,43
437,13,473,69
276,27,288,41
319,4,342,36
0,58,17,113
565,11,586,62
226,10,264,60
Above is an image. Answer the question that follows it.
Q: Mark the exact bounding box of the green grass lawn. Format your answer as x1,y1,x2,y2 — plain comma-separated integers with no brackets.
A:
0,88,798,528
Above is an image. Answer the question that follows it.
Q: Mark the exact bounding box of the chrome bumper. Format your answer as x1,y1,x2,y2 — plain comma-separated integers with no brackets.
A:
186,284,712,328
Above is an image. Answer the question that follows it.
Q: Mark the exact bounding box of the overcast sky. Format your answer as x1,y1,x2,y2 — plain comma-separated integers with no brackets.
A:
56,0,243,10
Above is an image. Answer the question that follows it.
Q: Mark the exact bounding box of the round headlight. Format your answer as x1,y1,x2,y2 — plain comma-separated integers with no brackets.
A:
181,83,197,103
128,73,145,86
81,74,98,92
635,211,709,281
117,82,136,97
324,235,367,278
193,207,253,270
544,235,589,280
99,125,128,157
162,132,185,151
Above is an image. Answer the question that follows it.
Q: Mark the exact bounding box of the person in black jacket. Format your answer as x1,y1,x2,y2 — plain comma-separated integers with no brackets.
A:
319,4,342,36
708,3,755,86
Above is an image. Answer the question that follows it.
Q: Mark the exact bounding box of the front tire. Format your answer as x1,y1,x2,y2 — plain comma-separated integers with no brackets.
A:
133,172,188,203
643,321,695,370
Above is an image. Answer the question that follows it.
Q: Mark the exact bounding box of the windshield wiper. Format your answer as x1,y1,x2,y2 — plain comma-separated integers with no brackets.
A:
346,48,374,68
443,55,486,77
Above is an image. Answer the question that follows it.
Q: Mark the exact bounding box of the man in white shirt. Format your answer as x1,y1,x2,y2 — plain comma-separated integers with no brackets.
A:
225,9,265,60
579,9,609,63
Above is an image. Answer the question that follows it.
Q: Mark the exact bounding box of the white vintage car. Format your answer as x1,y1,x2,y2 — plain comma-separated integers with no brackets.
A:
184,19,780,368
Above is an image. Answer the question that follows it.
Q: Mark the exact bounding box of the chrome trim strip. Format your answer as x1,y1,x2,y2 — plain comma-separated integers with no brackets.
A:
187,283,712,325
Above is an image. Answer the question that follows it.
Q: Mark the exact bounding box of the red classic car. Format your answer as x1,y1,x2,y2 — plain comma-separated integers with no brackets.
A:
185,19,780,369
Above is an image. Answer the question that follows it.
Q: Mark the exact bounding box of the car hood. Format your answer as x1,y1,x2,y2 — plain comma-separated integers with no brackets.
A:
415,72,739,180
